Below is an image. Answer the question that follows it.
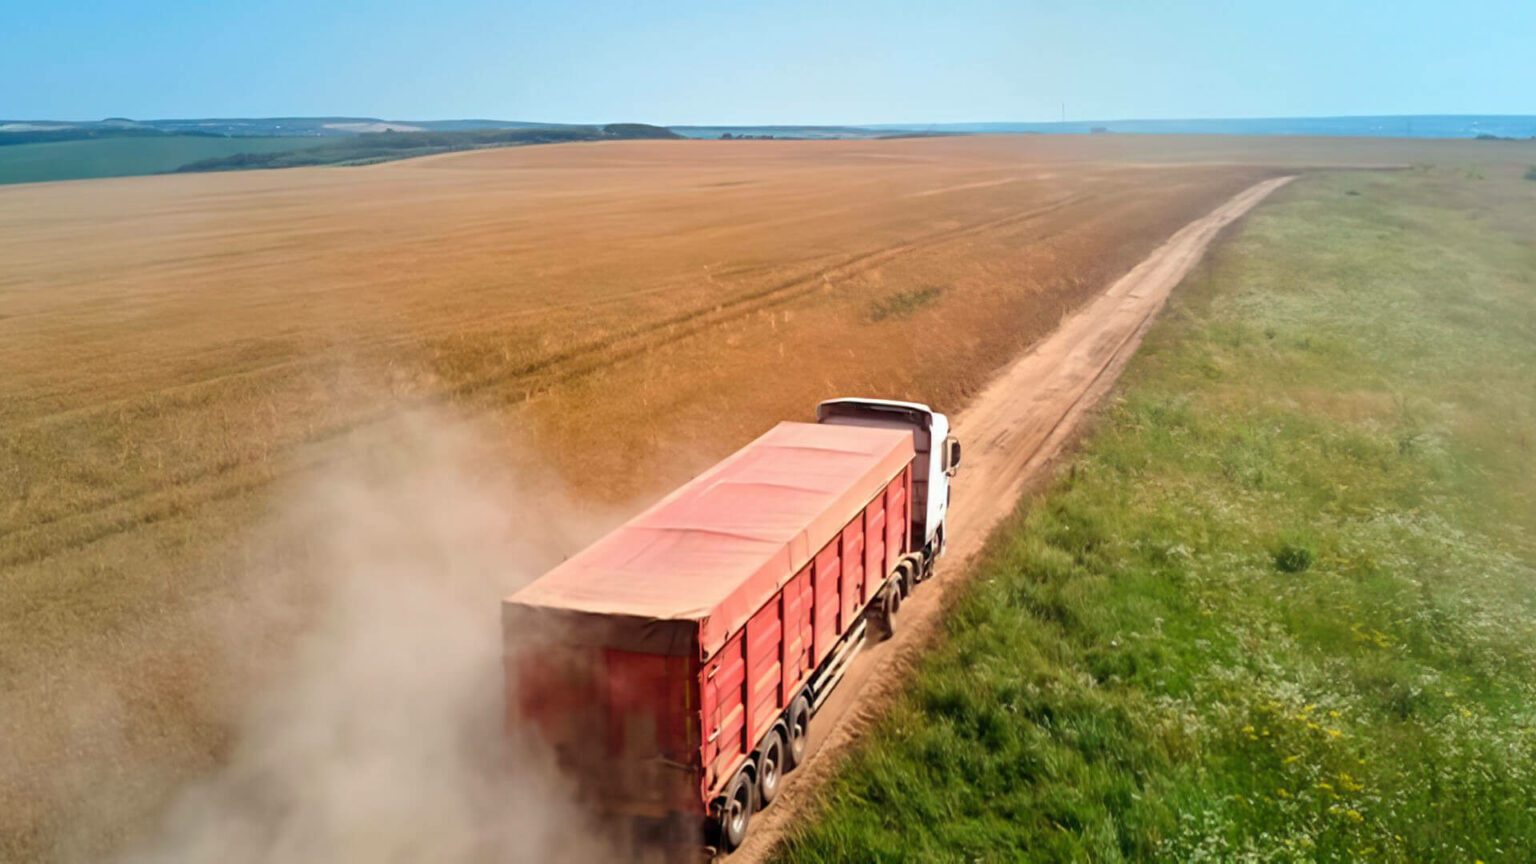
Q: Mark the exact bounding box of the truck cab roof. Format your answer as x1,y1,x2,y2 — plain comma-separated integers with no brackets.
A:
816,397,938,427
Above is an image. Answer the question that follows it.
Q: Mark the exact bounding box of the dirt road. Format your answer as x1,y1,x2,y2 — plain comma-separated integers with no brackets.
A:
728,175,1295,861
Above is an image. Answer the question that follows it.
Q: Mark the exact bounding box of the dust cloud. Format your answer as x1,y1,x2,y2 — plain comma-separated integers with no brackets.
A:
117,409,617,864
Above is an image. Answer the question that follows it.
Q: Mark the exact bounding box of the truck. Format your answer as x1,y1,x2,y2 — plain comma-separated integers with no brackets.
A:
503,398,960,853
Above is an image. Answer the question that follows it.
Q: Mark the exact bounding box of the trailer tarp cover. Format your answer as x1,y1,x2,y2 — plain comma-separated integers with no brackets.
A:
505,422,913,660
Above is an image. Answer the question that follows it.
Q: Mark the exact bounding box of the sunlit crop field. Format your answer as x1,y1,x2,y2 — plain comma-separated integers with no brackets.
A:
2,134,1526,860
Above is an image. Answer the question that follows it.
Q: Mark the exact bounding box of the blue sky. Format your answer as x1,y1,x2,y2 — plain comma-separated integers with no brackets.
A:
4,0,1533,124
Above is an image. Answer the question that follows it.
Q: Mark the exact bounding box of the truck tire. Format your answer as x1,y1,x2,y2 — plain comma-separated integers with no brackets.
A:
756,730,785,807
784,696,811,771
910,552,930,585
871,586,900,640
716,770,755,851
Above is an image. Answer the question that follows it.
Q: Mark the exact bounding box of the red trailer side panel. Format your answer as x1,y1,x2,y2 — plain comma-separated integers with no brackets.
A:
840,521,864,627
864,500,885,606
886,474,908,576
811,542,840,666
745,601,782,751
782,567,812,697
694,462,911,800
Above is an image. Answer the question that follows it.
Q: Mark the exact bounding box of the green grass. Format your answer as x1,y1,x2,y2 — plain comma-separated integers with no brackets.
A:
778,165,1536,862
870,286,945,321
0,136,314,185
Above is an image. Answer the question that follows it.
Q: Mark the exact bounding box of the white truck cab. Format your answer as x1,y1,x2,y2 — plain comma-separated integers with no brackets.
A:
815,398,960,563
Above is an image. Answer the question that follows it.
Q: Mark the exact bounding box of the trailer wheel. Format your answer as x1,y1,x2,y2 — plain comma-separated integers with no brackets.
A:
716,770,755,851
784,696,811,770
756,730,785,807
871,586,900,640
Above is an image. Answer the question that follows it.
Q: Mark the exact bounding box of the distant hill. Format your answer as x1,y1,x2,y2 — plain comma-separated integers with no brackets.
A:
0,125,223,146
0,120,680,185
3,118,911,145
670,124,889,140
0,116,582,141
174,124,681,173
0,136,318,185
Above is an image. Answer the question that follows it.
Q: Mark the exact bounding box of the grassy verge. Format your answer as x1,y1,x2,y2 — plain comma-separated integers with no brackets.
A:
778,165,1536,862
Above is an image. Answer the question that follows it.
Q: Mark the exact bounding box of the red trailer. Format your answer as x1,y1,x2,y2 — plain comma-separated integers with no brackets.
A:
505,405,958,851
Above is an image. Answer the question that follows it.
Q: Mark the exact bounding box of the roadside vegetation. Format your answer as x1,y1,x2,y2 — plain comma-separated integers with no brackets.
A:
779,164,1536,862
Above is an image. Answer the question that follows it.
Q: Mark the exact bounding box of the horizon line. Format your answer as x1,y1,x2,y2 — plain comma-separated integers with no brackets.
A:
6,111,1536,128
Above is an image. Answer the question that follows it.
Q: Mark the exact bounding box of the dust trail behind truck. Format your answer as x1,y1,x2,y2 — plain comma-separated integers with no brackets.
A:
503,399,959,854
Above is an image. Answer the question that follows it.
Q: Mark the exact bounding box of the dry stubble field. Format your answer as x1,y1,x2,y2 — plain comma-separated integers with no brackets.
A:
0,134,1498,860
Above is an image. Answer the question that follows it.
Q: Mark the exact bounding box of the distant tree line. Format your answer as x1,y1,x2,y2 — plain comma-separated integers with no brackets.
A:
174,124,681,173
0,127,221,147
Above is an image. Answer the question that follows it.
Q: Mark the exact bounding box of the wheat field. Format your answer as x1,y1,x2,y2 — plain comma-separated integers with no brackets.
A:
4,133,1517,860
